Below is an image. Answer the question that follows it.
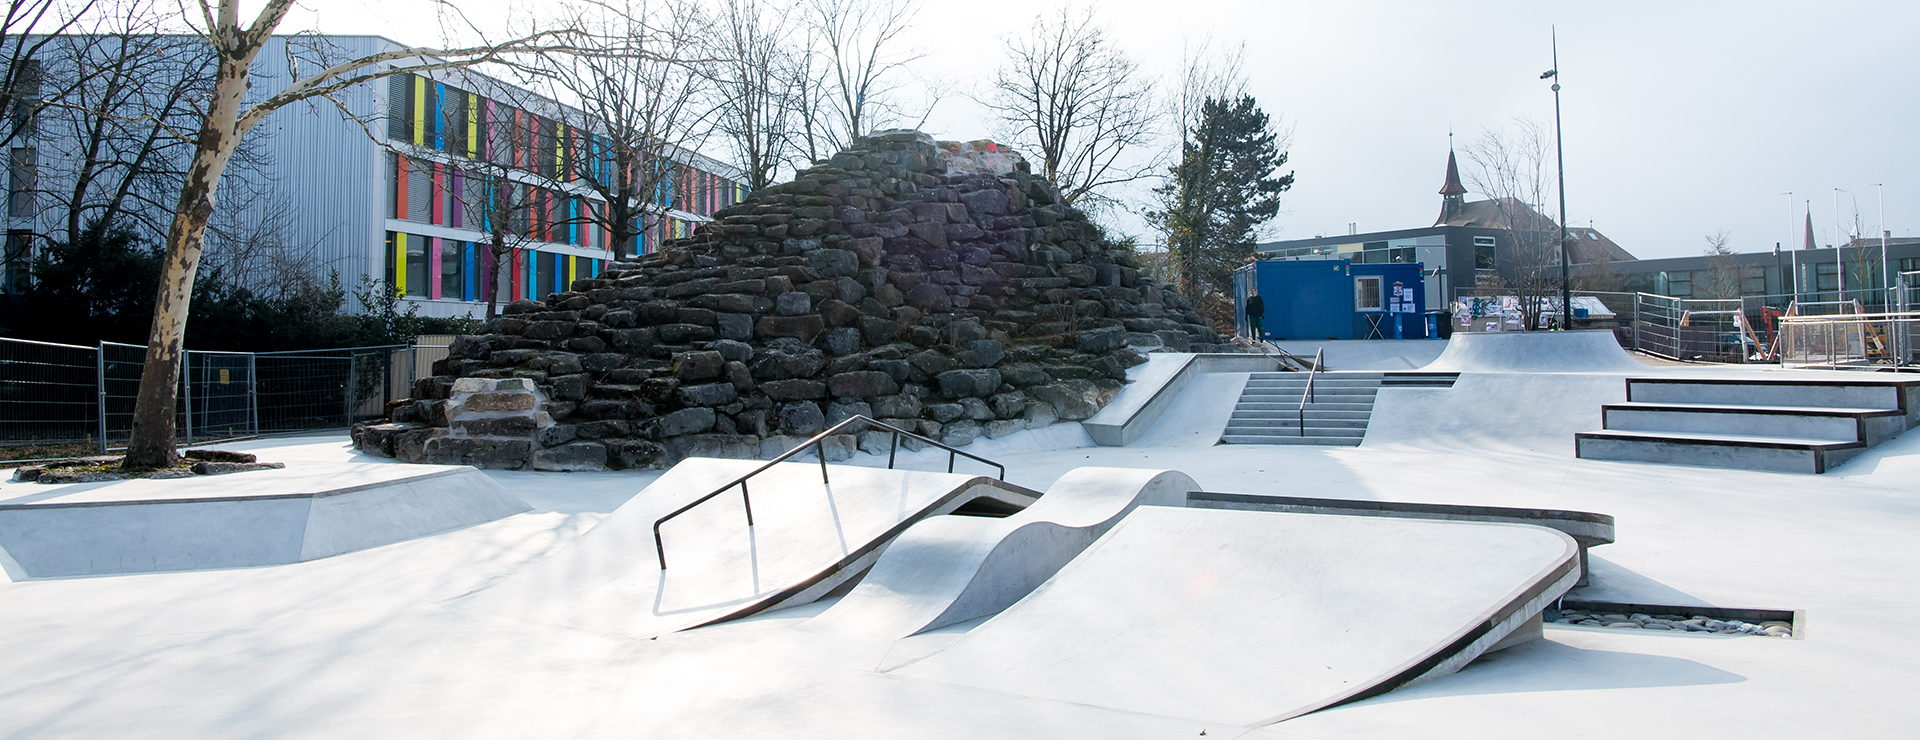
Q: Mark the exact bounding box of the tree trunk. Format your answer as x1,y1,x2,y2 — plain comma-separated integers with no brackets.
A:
120,57,246,469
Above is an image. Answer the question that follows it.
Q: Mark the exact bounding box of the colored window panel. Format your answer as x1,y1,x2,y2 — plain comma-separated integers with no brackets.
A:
384,232,397,292
433,82,446,150
412,76,426,146
463,243,476,301
440,238,465,300
406,235,428,297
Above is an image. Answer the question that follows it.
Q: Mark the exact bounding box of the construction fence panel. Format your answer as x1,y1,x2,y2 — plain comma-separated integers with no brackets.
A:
0,337,423,453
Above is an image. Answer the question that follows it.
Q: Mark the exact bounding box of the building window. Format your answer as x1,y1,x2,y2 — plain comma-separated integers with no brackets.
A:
1814,263,1839,292
405,234,428,297
8,147,34,218
440,240,465,300
1665,270,1692,298
3,230,31,293
1473,236,1496,269
1356,276,1382,311
1741,266,1766,296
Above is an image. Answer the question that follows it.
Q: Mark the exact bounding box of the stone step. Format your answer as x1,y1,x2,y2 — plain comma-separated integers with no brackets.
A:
1231,410,1375,420
1226,417,1371,429
1234,402,1376,413
1220,434,1364,446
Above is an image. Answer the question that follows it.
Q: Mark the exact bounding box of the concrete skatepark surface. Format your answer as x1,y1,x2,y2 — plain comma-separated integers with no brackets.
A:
454,458,1039,639
806,467,1197,638
3,333,1920,737
1419,329,1650,373
894,506,1579,724
0,449,528,578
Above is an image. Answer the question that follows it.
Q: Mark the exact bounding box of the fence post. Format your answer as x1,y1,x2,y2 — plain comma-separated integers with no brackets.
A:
182,351,194,445
345,354,356,428
248,353,259,437
95,341,107,455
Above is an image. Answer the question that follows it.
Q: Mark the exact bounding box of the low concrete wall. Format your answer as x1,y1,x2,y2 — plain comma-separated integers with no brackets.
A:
1083,354,1283,446
0,468,529,579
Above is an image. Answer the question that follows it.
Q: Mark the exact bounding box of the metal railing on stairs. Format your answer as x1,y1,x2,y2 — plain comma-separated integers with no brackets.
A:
1299,347,1325,437
651,414,1007,569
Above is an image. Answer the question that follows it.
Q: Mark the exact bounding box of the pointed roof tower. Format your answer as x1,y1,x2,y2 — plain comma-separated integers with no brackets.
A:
1804,210,1818,250
1435,147,1468,225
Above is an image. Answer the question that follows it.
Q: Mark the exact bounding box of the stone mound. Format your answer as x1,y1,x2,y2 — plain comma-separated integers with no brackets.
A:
354,130,1229,470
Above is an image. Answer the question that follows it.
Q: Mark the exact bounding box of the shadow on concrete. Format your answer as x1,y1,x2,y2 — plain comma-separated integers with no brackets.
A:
1569,554,1708,606
1349,638,1746,708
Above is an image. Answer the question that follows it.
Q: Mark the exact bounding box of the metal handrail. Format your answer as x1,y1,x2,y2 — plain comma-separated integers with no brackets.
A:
650,414,1007,569
1299,347,1325,437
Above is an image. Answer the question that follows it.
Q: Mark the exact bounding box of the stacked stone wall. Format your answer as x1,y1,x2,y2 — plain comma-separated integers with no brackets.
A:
354,130,1231,470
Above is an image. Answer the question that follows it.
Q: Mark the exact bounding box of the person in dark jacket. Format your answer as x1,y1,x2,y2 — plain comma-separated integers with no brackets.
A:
1245,286,1265,340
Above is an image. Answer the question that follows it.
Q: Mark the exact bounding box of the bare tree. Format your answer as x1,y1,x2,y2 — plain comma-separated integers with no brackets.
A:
796,0,921,151
1462,117,1561,330
0,0,97,149
121,0,603,467
711,0,796,191
534,0,715,261
1699,230,1742,299
983,5,1156,209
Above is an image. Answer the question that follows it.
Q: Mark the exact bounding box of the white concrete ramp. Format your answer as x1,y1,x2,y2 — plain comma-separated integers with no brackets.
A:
805,467,1196,639
0,466,529,579
1421,330,1648,373
453,458,1038,639
894,506,1579,725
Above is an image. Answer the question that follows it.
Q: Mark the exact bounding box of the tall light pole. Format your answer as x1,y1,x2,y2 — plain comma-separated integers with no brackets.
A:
1542,28,1571,330
1783,192,1796,301
1835,188,1847,299
1874,183,1887,308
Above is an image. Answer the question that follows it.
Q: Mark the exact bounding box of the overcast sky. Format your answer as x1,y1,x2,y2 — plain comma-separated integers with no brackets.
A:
289,0,1918,260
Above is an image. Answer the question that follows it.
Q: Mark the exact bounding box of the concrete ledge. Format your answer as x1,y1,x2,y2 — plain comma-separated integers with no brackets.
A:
0,467,530,579
1084,353,1284,446
1575,430,1865,474
1188,491,1614,586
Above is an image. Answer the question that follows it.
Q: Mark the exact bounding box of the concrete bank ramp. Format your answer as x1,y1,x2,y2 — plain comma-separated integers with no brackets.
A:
1421,330,1648,373
1268,339,1449,370
805,467,1197,639
895,507,1578,725
452,458,1038,639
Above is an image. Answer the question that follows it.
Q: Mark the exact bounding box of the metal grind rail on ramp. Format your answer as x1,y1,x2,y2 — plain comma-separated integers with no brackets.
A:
652,415,1005,569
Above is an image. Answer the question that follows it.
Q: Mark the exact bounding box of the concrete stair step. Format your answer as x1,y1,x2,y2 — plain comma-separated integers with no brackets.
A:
1575,429,1866,475
1220,434,1364,446
1601,402,1898,443
1227,418,1371,429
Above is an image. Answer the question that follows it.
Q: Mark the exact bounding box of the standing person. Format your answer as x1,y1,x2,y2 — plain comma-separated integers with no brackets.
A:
1245,285,1266,340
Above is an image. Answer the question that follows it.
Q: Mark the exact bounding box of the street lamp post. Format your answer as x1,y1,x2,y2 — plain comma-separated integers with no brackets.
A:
1542,29,1571,330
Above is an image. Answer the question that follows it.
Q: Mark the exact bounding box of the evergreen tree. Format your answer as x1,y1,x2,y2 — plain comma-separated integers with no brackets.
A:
1148,95,1293,300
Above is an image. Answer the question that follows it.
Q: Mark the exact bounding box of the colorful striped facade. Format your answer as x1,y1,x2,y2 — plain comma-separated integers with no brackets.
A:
377,68,742,310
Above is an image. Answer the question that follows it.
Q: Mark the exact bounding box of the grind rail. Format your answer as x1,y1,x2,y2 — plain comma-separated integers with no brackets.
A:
651,414,1006,569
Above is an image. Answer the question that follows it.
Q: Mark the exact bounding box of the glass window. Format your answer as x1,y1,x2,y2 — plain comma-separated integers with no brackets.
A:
1815,263,1839,292
1666,271,1692,298
1741,266,1766,296
8,147,34,217
405,235,428,297
441,241,465,300
1473,236,1496,270
4,230,32,294
1356,276,1382,311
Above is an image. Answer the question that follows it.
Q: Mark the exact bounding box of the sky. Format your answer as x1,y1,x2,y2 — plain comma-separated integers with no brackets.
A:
284,0,1920,260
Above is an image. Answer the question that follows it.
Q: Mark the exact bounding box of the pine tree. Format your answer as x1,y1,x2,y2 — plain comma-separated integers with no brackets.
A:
1148,95,1293,300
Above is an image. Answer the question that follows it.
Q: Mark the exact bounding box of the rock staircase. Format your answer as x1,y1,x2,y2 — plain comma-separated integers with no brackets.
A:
1222,371,1458,446
1575,377,1920,474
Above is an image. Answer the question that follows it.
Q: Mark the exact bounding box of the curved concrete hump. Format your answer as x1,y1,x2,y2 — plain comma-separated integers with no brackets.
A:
897,507,1579,726
1421,330,1646,373
806,467,1197,639
451,458,1039,640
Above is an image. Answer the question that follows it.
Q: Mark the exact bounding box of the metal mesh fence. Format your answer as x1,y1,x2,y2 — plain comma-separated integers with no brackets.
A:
0,337,419,455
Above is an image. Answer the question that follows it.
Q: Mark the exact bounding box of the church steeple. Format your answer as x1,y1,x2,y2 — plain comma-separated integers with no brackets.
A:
1435,146,1467,225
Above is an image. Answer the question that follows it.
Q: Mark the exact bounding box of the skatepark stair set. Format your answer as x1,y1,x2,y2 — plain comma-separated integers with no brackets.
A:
1576,376,1920,474
1223,371,1458,446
